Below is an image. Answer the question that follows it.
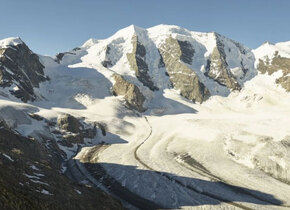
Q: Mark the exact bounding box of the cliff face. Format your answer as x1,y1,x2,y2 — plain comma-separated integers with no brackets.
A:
112,73,145,112
257,51,290,91
127,34,158,91
0,38,48,102
205,35,241,91
159,36,210,103
254,41,290,92
70,25,256,110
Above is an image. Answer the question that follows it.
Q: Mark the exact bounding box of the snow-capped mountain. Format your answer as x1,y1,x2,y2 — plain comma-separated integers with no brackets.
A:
253,41,290,91
1,25,290,210
0,37,48,101
48,24,256,110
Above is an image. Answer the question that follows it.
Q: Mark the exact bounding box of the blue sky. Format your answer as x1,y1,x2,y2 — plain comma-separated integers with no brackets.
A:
0,0,289,55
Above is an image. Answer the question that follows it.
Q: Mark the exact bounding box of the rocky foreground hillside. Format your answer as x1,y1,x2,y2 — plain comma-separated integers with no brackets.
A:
0,124,122,210
0,25,290,209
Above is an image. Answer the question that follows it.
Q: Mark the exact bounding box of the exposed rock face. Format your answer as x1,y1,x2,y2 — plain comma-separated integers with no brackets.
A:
57,114,97,145
159,36,210,103
63,133,84,145
127,35,158,91
96,122,107,136
101,37,125,69
258,51,290,76
276,76,290,91
205,34,241,91
0,39,48,102
55,52,75,64
55,47,81,64
101,46,113,68
158,49,166,68
57,114,84,134
257,51,290,91
112,74,145,112
177,40,195,64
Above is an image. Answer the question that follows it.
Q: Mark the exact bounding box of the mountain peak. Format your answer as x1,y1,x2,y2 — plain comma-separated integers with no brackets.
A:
82,38,98,48
0,37,23,48
128,24,144,31
261,41,274,46
148,24,192,36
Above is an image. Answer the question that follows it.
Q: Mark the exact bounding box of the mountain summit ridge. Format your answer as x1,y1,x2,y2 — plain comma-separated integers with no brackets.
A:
0,24,289,110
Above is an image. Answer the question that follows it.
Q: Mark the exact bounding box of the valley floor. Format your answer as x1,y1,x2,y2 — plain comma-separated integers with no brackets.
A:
1,56,290,209
72,81,290,209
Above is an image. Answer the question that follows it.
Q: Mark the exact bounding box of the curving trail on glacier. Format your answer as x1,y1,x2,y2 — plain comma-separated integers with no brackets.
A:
133,116,288,209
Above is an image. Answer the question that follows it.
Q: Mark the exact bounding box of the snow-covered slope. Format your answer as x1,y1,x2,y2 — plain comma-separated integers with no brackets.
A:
0,25,290,209
33,24,257,111
253,41,290,62
0,37,23,47
253,40,290,92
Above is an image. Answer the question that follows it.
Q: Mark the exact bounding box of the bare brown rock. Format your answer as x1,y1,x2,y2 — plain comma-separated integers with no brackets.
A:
112,74,145,112
159,36,210,103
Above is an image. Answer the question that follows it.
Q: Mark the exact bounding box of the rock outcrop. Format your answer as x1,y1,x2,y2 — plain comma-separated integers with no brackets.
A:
276,76,290,91
127,35,158,91
57,114,97,145
57,114,84,134
0,38,48,102
205,34,241,91
257,51,290,91
101,46,113,68
177,39,195,65
112,74,145,112
159,36,210,103
55,51,76,64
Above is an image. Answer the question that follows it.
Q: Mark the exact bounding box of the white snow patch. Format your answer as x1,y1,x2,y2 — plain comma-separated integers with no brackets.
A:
0,37,23,48
41,189,53,195
1,153,14,162
75,189,82,195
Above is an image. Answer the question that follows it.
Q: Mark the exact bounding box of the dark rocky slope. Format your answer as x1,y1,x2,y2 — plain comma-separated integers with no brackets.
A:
0,39,48,102
0,123,123,210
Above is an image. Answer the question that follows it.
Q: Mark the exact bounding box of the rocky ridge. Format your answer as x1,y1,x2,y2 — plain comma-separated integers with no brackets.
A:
0,117,122,210
0,25,258,112
82,25,256,110
0,38,48,102
257,50,290,91
159,35,210,103
112,73,145,112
